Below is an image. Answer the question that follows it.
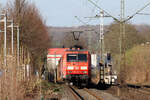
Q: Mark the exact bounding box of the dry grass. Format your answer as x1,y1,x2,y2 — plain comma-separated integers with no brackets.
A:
125,45,150,85
0,45,33,100
115,44,150,85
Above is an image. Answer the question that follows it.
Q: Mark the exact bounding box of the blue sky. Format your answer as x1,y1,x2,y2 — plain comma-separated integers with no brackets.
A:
1,0,150,27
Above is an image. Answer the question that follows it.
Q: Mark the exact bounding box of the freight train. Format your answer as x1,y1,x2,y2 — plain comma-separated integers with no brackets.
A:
46,48,117,87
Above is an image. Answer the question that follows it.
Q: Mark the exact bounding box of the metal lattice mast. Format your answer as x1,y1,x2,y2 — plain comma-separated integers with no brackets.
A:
120,0,125,54
119,0,126,83
88,30,92,51
100,10,105,61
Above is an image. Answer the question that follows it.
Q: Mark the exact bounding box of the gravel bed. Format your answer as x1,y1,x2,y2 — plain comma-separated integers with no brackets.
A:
76,88,98,100
89,88,120,100
61,85,121,100
61,86,78,100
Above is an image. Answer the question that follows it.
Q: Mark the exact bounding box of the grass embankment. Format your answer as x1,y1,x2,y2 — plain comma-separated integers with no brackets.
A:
121,45,150,85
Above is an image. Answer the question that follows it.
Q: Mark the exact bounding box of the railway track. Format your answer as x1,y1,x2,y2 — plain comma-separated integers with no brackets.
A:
127,86,150,95
65,85,104,100
83,88,104,100
138,88,150,95
65,85,84,100
117,84,150,96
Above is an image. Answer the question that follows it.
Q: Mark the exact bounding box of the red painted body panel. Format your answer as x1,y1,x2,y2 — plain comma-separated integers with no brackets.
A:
59,50,91,79
47,48,69,55
47,48,69,69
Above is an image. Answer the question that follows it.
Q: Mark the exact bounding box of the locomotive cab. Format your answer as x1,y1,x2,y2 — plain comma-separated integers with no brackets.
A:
59,49,91,86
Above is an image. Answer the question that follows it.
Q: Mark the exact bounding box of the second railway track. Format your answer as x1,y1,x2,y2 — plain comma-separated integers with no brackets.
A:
127,85,150,95
83,88,104,100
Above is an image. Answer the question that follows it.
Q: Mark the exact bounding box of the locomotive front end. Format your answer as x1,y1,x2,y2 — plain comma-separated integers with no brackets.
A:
65,51,91,86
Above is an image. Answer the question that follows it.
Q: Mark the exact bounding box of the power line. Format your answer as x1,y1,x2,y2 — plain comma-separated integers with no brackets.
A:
87,0,119,22
86,0,150,85
137,13,150,15
75,16,88,25
87,0,150,23
123,1,150,22
86,0,101,23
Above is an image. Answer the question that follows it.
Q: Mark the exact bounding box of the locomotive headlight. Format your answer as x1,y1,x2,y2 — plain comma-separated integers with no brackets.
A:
67,66,74,70
83,71,87,74
68,71,72,74
81,66,87,70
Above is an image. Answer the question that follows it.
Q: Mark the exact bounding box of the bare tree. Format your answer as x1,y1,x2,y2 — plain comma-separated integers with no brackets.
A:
104,22,145,55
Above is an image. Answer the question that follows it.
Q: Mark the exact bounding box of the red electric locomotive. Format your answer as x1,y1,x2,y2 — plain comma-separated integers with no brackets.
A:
57,49,91,86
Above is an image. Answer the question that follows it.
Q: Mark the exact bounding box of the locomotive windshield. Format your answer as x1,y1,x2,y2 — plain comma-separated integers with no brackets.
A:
67,54,87,62
67,54,77,62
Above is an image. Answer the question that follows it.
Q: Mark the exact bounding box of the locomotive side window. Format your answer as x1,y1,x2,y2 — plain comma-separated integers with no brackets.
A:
67,54,87,62
78,54,87,62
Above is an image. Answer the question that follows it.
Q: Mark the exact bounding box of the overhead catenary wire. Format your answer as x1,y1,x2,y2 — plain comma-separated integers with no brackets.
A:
87,0,119,22
86,0,150,57
86,0,150,85
74,16,99,51
123,1,150,22
87,0,150,23
85,0,101,24
137,13,150,15
75,16,88,25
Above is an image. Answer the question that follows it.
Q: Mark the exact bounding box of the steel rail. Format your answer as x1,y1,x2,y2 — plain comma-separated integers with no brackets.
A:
83,88,104,100
138,88,150,95
65,85,84,100
123,84,150,96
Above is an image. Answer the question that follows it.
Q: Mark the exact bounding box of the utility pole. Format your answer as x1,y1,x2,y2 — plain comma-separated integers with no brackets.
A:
17,26,20,66
100,10,104,62
13,25,20,66
4,13,7,67
0,12,8,100
83,11,111,84
119,0,126,84
120,0,125,57
11,21,14,55
54,52,56,83
0,13,5,100
84,11,110,60
8,20,14,55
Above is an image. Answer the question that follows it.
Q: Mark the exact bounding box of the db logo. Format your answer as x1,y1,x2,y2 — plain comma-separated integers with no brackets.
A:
75,67,79,70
